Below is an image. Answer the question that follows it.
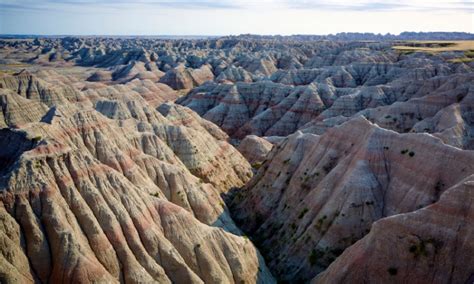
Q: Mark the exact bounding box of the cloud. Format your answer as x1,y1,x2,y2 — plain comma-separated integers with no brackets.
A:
283,0,473,12
0,2,51,12
0,0,471,13
0,0,243,12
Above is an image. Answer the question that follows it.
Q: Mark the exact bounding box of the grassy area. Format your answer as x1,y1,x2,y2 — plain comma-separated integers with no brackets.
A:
393,40,474,53
393,41,474,63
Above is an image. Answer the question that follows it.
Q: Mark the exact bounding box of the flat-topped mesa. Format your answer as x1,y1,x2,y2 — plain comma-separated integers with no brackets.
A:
229,116,474,282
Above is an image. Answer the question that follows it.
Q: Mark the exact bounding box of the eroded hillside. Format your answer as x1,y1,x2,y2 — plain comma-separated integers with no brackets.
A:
1,35,473,283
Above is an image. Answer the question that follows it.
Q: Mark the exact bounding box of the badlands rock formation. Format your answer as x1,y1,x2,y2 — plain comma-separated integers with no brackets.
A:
1,34,473,283
237,135,273,166
0,70,273,283
230,117,474,282
313,174,474,283
159,64,214,90
178,54,474,147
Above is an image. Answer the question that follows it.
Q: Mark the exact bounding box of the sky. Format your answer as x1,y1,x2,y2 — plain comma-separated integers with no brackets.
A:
0,0,472,35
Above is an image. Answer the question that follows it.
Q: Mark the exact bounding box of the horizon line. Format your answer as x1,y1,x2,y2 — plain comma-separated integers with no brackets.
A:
1,31,473,37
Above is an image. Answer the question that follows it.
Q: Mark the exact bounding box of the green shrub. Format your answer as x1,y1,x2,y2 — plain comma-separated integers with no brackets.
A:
298,208,309,219
252,162,262,169
32,136,42,143
308,249,318,266
464,50,474,58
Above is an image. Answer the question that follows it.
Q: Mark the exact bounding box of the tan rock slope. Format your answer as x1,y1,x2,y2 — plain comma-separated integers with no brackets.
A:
177,81,325,138
0,72,274,283
159,64,214,90
237,135,273,166
229,116,474,282
313,174,474,283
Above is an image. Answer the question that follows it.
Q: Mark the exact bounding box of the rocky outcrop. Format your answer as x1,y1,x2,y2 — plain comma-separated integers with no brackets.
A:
229,116,474,282
216,65,254,83
84,78,178,109
313,174,474,284
111,61,165,83
237,135,273,166
159,64,214,90
86,70,113,82
177,51,473,146
0,89,49,128
0,72,86,107
0,72,274,283
178,81,326,138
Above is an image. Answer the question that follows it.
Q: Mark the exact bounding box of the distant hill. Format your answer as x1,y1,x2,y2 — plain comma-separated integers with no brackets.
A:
1,32,473,41
230,32,474,41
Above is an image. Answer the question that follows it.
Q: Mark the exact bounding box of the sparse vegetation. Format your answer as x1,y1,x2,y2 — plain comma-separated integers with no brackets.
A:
33,160,42,169
393,40,474,53
32,136,42,143
252,162,262,169
298,208,309,219
315,216,325,231
308,249,320,266
408,238,443,258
